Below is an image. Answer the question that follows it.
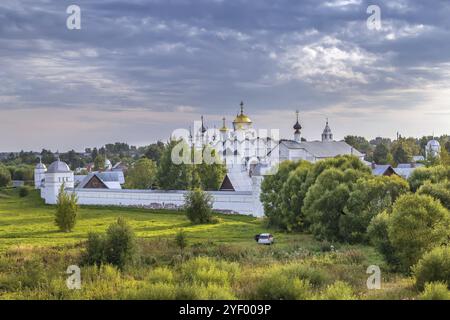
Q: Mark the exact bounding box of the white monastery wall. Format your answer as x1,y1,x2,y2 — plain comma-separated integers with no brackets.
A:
59,188,263,217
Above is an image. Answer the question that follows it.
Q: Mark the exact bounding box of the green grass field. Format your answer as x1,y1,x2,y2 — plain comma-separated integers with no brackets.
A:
0,188,420,300
0,188,314,252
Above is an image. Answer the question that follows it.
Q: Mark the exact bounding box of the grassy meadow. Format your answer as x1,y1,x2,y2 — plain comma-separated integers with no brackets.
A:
0,188,420,300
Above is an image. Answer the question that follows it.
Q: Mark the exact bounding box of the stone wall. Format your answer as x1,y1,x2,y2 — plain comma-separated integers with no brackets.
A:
63,188,263,217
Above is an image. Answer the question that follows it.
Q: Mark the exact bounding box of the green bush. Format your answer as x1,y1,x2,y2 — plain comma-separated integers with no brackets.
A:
254,274,313,300
55,185,78,232
18,186,30,197
418,181,450,210
408,165,450,192
84,232,106,266
418,282,450,300
146,267,174,284
367,211,400,267
175,229,188,252
387,194,450,271
339,175,409,243
319,281,356,300
413,246,450,290
184,188,214,224
0,164,11,187
104,217,138,270
83,218,138,269
281,263,330,288
180,257,238,286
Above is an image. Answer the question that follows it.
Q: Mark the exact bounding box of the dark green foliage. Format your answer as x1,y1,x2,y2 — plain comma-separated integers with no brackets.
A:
175,229,188,251
367,211,400,267
84,218,138,270
388,194,450,271
184,188,214,224
373,143,390,164
260,161,304,229
84,232,107,266
104,217,138,270
279,162,313,231
157,140,194,190
417,181,450,210
408,165,450,192
55,185,78,232
339,175,409,243
303,168,369,241
413,246,450,290
18,186,30,198
0,164,11,187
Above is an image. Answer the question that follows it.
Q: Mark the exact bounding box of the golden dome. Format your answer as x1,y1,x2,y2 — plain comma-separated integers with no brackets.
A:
233,102,252,124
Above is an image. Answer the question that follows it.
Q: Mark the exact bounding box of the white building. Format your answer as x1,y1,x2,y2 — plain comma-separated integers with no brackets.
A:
426,139,441,159
35,103,363,217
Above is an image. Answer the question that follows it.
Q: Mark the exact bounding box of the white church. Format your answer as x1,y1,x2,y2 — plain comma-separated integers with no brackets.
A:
35,102,364,217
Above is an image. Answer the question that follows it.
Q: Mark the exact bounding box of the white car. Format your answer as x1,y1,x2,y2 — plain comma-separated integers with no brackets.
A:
255,233,274,245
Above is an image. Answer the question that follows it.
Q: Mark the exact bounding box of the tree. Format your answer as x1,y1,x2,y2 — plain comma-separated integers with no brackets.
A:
93,154,106,171
144,141,165,163
278,161,313,231
408,165,450,192
193,146,226,191
344,136,372,159
367,211,400,267
438,147,450,166
260,161,304,229
55,185,78,232
413,246,450,290
184,188,214,224
0,164,11,187
302,168,368,241
373,143,389,164
104,217,138,270
157,140,192,190
391,142,411,165
339,175,409,243
387,194,450,271
175,229,188,254
418,181,450,210
125,158,157,189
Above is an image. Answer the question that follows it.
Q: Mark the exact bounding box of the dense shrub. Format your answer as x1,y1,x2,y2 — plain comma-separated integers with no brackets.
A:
408,165,450,192
339,175,409,243
367,211,400,267
0,164,11,187
413,246,450,290
418,282,450,300
319,281,356,300
388,194,450,271
180,257,238,286
104,217,138,270
18,186,30,197
418,181,450,210
55,185,78,232
278,162,313,231
11,166,34,181
175,229,188,252
84,232,106,266
254,274,313,300
260,161,305,229
184,188,214,224
303,168,368,241
260,156,371,232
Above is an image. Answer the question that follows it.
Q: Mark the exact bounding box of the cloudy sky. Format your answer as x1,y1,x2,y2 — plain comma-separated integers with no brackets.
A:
1,0,449,151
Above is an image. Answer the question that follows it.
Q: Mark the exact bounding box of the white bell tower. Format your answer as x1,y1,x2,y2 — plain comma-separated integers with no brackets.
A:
34,156,47,189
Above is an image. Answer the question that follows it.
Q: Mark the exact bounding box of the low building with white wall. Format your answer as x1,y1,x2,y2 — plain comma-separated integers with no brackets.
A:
36,159,266,217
